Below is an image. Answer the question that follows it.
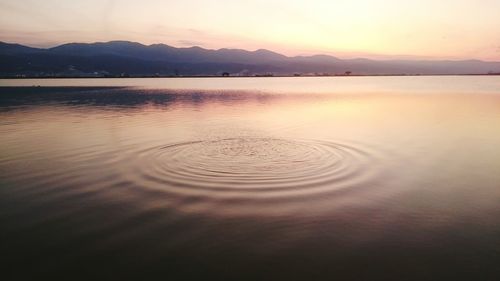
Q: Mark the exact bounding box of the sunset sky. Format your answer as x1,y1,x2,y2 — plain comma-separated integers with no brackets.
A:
1,0,499,60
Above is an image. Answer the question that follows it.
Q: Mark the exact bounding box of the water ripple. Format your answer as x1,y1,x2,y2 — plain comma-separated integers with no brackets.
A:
127,138,380,199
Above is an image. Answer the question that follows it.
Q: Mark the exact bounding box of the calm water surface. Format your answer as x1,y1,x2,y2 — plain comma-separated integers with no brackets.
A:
1,77,500,280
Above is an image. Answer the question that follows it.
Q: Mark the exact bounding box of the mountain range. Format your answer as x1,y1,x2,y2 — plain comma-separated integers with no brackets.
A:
1,41,500,77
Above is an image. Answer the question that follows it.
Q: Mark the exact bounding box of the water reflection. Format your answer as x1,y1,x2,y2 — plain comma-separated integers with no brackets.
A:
0,87,282,109
1,81,500,280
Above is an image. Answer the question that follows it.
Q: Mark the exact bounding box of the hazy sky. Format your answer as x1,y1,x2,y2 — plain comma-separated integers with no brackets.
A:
1,0,499,60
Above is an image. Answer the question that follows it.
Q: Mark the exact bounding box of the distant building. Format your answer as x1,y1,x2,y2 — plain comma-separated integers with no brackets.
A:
237,69,251,76
254,73,274,77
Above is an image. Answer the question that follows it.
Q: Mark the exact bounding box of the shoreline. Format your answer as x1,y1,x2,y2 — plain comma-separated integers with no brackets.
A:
1,73,500,79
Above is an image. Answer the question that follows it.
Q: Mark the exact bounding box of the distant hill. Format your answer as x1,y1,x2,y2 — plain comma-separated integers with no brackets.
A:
1,41,500,77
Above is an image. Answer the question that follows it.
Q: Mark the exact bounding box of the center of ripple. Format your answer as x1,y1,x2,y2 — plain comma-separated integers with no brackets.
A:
170,138,327,175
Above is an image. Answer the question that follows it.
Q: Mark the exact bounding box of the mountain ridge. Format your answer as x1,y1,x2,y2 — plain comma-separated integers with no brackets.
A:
1,41,500,77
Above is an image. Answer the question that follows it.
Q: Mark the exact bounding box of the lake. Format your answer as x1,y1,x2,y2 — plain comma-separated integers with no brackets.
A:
1,76,500,280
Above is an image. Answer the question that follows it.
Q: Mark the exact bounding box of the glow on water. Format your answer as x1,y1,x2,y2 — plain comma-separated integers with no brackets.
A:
1,76,500,280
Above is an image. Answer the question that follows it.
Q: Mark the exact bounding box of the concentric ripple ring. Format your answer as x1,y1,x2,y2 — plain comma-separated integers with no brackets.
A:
129,138,380,198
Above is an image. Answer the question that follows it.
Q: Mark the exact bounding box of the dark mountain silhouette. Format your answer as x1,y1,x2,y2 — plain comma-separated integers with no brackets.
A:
48,41,288,64
0,42,44,55
1,41,500,77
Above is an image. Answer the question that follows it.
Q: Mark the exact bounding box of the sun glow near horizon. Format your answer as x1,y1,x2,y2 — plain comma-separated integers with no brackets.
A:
0,0,499,60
